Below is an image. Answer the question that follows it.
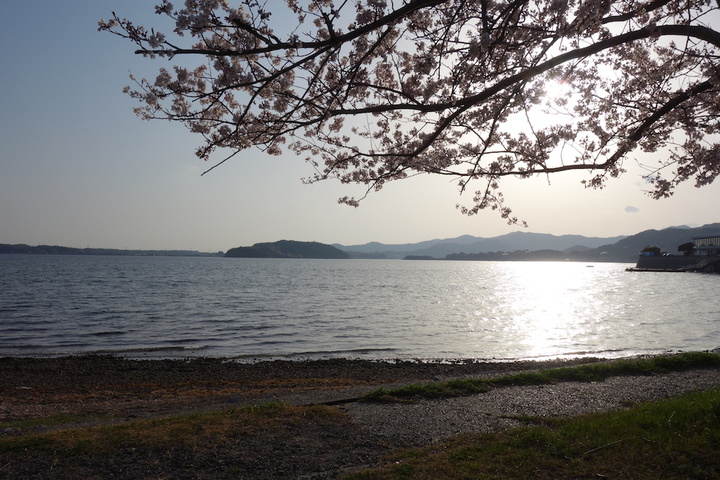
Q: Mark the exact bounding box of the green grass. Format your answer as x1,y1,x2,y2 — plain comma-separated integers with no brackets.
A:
360,351,720,402
345,387,720,479
0,413,107,431
0,401,341,455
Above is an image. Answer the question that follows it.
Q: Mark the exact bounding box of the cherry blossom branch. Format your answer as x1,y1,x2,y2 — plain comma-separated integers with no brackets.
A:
101,0,720,223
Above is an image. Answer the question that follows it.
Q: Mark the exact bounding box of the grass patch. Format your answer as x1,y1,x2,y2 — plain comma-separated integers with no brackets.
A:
345,387,720,479
0,401,343,455
361,351,720,402
0,413,107,431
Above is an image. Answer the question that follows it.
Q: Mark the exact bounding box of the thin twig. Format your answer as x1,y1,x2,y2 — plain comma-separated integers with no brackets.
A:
582,436,641,456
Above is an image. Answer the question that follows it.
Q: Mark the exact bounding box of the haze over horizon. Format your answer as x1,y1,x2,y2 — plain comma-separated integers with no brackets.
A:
2,3,719,253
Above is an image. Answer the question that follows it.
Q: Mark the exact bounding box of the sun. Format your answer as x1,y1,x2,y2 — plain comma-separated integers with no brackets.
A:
542,77,574,107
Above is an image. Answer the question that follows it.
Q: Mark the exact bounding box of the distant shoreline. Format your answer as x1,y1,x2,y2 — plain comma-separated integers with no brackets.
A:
1,244,636,263
4,222,719,261
0,244,223,257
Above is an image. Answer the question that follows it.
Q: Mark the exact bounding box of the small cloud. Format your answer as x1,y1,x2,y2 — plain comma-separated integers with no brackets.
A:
625,206,640,213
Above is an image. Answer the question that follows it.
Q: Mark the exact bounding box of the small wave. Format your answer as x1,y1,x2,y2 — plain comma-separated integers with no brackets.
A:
61,345,213,358
0,344,48,352
0,303,35,311
162,338,206,345
93,331,126,337
226,347,402,362
506,347,671,363
0,327,48,335
296,347,401,357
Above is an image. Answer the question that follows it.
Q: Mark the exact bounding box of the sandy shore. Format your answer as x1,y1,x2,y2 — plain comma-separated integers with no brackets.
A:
2,355,720,479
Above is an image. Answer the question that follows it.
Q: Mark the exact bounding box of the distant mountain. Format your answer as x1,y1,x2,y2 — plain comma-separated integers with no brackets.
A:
336,232,627,259
336,223,720,261
580,223,720,262
441,223,720,263
225,240,349,259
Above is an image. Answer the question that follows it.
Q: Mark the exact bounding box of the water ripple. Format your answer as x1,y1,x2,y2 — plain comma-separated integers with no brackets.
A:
1,255,719,360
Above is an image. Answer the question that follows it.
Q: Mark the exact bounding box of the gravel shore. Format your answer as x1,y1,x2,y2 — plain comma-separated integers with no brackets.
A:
2,355,719,479
0,355,604,419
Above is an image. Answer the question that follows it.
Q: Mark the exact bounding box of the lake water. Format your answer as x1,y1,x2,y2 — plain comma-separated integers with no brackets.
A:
1,255,719,362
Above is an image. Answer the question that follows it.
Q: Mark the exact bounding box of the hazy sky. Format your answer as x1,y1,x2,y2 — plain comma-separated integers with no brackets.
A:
1,2,718,252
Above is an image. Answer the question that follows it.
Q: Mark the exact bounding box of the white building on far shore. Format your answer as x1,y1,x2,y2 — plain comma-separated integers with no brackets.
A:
692,233,720,256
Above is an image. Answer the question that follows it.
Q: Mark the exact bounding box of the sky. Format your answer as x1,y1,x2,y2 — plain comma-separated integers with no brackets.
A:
1,2,718,253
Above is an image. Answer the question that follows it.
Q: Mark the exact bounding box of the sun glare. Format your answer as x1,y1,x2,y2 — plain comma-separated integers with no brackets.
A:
497,262,607,359
542,77,574,107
